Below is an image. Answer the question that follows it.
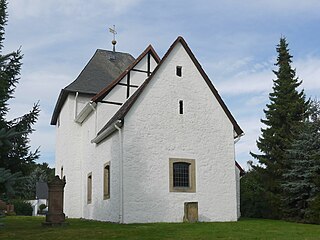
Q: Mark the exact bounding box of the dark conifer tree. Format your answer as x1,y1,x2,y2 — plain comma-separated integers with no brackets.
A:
250,37,309,218
0,0,40,176
282,101,320,222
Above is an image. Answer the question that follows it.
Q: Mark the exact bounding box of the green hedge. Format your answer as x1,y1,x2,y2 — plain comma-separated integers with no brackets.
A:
11,200,33,216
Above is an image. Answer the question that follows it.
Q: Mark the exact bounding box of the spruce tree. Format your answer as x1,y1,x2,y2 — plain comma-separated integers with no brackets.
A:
282,101,320,222
0,0,40,177
251,37,309,218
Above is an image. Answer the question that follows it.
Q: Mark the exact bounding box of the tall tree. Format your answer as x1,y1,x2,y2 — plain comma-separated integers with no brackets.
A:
250,37,309,218
282,100,320,222
0,0,40,176
20,163,55,199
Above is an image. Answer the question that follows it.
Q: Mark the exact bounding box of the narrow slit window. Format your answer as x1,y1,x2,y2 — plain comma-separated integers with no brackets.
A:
179,100,183,114
87,173,92,204
103,163,110,199
176,66,182,77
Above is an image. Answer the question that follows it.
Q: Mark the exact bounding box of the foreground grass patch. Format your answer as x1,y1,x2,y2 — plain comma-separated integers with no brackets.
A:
0,216,320,240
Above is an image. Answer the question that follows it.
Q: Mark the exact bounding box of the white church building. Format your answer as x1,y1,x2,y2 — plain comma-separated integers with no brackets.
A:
51,36,244,223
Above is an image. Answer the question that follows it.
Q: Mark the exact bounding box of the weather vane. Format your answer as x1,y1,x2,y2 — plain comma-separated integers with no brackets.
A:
109,25,117,52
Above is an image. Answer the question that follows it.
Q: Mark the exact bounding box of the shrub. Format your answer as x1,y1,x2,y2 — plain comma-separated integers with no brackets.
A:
0,200,6,211
39,204,46,214
305,195,320,224
12,200,33,216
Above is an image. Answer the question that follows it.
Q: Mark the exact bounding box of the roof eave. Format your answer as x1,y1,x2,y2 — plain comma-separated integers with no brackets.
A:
74,101,97,124
50,89,68,125
91,120,123,144
235,161,245,176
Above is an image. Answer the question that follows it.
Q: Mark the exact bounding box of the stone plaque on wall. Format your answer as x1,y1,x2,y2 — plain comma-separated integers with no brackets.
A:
184,202,198,223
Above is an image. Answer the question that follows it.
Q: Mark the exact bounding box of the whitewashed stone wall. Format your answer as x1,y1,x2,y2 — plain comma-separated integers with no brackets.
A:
55,94,83,218
63,51,159,221
235,166,241,219
55,44,239,223
80,113,121,222
121,42,238,223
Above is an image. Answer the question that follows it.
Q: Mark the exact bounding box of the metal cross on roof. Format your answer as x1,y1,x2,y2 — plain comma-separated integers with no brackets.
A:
109,25,117,54
109,25,117,42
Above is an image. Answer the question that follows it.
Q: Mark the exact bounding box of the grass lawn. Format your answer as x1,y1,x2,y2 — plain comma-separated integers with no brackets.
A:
0,216,320,240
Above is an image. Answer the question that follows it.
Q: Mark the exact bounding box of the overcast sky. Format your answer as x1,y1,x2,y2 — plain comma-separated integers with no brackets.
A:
4,0,320,169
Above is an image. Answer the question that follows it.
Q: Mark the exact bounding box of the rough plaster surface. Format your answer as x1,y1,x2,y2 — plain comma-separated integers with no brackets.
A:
121,43,238,223
55,43,240,223
236,167,241,218
55,95,82,218
55,52,158,221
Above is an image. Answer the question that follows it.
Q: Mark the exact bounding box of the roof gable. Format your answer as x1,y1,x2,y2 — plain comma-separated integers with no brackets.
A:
92,45,160,103
51,50,135,125
95,36,243,138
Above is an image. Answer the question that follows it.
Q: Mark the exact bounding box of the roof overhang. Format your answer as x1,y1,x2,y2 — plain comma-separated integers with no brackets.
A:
91,120,123,144
235,161,245,176
75,101,97,124
51,90,96,125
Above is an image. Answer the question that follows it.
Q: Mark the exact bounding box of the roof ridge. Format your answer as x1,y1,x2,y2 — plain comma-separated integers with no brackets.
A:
96,48,133,55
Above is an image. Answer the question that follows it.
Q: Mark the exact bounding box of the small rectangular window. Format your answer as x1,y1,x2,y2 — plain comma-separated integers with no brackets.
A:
87,173,92,204
103,163,110,199
169,158,196,193
179,100,183,114
173,162,190,187
176,66,182,77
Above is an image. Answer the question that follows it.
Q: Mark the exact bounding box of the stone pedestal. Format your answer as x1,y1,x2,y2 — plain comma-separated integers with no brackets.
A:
43,176,67,226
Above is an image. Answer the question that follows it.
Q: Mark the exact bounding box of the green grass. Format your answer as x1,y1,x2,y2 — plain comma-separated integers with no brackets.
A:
0,216,320,240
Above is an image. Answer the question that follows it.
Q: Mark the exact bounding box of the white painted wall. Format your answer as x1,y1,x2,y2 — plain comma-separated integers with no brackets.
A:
55,44,239,223
103,81,127,103
56,94,122,221
28,199,47,216
55,94,82,218
121,42,238,223
235,166,241,219
130,71,148,86
56,50,160,221
80,113,121,222
96,102,120,132
76,95,92,116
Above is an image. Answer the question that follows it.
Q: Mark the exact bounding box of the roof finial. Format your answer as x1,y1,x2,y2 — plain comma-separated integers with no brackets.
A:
109,25,117,53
